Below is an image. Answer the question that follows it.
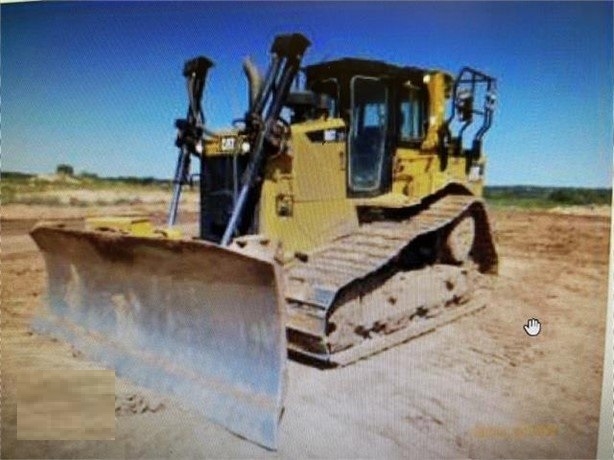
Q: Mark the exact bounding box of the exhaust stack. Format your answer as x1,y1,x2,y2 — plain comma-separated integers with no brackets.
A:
243,56,264,110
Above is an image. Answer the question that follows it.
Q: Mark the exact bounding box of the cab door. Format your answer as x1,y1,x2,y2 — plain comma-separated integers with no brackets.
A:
348,76,390,196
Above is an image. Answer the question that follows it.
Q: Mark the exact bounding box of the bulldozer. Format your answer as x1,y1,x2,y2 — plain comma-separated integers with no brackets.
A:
30,33,497,450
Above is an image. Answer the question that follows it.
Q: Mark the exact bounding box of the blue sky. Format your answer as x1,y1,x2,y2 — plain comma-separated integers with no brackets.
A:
2,1,612,187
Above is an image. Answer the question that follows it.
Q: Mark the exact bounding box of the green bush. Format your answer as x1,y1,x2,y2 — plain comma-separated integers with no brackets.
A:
56,164,74,176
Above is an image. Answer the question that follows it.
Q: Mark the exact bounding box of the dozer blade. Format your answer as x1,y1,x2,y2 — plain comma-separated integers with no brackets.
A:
30,223,286,450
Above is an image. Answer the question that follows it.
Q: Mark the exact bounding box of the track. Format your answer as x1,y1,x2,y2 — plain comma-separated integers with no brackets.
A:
284,194,498,365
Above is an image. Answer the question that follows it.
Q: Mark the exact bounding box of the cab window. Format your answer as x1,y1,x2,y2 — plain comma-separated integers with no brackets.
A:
310,78,339,117
399,86,427,142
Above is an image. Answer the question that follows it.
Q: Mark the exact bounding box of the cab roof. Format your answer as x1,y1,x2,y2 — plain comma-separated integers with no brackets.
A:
303,58,428,83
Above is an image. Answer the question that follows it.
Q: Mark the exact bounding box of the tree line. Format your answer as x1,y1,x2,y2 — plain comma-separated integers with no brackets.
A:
485,186,611,206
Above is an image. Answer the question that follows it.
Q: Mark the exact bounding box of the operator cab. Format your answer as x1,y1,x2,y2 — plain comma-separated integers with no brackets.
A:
302,59,431,198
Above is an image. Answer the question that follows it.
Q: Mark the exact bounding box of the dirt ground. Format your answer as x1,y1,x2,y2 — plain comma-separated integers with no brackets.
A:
1,202,610,459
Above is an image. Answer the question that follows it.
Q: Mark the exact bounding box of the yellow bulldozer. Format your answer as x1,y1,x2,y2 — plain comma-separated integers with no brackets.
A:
30,33,498,449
